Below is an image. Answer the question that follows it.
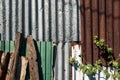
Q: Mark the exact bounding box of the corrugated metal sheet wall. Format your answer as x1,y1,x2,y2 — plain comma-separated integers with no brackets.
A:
0,0,81,80
53,42,71,80
80,0,120,65
0,0,80,41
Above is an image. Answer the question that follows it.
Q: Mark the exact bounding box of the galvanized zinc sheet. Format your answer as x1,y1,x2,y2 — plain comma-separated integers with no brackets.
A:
53,42,71,80
0,0,80,41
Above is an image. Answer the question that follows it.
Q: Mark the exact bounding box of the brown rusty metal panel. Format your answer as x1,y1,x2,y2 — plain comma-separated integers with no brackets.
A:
80,0,86,63
92,0,99,63
98,0,106,66
84,0,92,63
105,0,113,48
27,35,39,80
81,0,120,65
99,0,105,39
113,0,120,59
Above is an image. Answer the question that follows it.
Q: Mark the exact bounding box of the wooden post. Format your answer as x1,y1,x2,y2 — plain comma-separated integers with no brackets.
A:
6,32,22,80
20,56,28,80
27,35,39,80
5,53,14,80
0,52,6,78
0,52,10,80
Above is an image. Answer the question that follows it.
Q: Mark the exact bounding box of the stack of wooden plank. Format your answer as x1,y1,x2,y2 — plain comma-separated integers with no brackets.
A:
0,33,39,80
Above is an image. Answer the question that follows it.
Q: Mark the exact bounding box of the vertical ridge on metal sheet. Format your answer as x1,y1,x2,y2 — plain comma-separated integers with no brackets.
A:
64,0,70,41
80,0,86,64
64,43,70,80
31,0,36,39
57,0,63,41
12,0,16,40
24,0,29,37
5,41,9,52
72,0,78,41
54,44,58,80
9,41,14,52
5,0,9,40
45,42,52,80
105,0,113,49
51,0,56,41
40,42,46,80
38,0,43,41
1,41,5,51
18,0,22,32
0,0,2,35
44,0,49,41
84,0,92,63
0,41,1,50
98,0,106,65
99,0,105,40
91,0,99,63
113,0,120,59
57,42,63,80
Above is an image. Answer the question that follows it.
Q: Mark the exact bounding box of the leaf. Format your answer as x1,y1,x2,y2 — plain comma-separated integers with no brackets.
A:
107,48,112,53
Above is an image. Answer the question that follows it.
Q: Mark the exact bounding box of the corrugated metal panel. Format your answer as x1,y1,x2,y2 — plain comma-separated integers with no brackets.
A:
0,0,80,41
0,41,53,80
80,0,120,64
53,42,71,80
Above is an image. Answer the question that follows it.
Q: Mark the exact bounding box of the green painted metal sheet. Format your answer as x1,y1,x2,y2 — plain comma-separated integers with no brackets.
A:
9,41,15,52
1,41,5,51
45,42,52,80
5,41,10,52
40,42,46,80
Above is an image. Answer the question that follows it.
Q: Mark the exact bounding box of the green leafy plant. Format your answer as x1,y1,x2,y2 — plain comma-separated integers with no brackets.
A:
69,36,120,79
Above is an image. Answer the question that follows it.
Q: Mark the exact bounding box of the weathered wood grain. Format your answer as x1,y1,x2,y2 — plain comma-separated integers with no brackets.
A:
27,35,39,80
20,56,28,80
5,32,22,80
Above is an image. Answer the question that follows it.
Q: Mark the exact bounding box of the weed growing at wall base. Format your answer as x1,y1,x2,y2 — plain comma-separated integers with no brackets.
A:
69,36,120,79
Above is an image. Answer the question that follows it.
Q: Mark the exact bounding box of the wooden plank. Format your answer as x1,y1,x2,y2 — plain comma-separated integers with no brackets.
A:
0,52,10,80
45,42,52,80
5,53,14,80
92,0,99,63
0,52,6,78
5,32,22,80
27,35,39,80
20,56,28,80
113,0,120,59
84,0,92,63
